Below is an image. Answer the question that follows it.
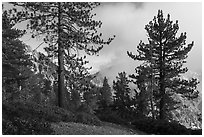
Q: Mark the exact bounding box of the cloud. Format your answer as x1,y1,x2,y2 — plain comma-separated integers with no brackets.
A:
87,3,153,79
87,2,202,87
5,2,201,89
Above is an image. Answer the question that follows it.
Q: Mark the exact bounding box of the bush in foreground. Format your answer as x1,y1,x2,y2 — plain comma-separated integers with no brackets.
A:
2,100,76,123
189,129,202,135
2,116,53,135
96,109,128,125
76,112,102,126
2,100,102,134
75,103,102,126
2,100,64,135
132,118,202,135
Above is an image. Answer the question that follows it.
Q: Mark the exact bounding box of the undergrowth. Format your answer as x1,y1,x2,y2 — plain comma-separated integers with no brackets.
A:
132,118,202,135
2,100,101,135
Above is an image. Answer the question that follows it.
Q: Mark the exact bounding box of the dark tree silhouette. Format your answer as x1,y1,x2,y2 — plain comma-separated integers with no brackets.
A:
98,77,112,109
131,64,157,118
9,2,115,108
113,72,132,119
2,10,32,100
128,10,199,120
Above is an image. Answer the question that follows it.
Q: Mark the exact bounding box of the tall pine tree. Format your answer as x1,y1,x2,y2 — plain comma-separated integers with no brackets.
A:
98,77,112,109
131,64,157,118
9,2,115,108
113,72,132,119
2,10,32,100
128,10,199,120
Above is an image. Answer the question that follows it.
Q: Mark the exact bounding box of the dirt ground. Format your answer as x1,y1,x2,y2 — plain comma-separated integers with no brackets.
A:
51,121,146,135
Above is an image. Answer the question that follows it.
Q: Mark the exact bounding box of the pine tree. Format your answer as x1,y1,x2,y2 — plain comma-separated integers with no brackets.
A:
2,10,32,100
130,64,157,118
113,72,132,119
9,2,115,108
24,51,55,104
98,77,112,109
82,83,100,114
127,10,199,120
66,58,95,111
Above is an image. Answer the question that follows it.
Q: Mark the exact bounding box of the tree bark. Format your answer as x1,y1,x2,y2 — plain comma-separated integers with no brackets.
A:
150,44,155,119
57,2,66,108
159,32,165,120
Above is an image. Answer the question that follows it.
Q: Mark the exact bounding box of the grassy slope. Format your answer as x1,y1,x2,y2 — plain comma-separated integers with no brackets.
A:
3,100,147,135
51,121,147,135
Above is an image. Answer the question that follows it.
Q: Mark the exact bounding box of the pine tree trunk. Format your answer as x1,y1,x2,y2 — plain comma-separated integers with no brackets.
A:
159,32,165,120
150,86,155,119
159,90,165,119
150,42,155,120
159,69,165,120
57,2,66,108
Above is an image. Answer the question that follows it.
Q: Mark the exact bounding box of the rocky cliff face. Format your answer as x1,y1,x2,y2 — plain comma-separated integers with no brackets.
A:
90,72,104,87
171,94,202,129
170,71,202,129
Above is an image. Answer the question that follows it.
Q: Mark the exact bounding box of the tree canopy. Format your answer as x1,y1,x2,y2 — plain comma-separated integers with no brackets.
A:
127,10,199,120
2,10,32,100
9,2,115,108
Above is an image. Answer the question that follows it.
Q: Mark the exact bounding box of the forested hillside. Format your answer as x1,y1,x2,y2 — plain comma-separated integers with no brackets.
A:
2,2,202,135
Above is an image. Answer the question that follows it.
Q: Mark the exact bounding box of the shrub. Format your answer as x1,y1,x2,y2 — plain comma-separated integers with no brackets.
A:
2,119,18,134
2,100,76,135
2,100,103,134
2,114,53,135
2,100,76,123
75,112,102,126
189,129,202,135
96,110,128,125
72,103,102,126
77,103,95,114
132,118,191,135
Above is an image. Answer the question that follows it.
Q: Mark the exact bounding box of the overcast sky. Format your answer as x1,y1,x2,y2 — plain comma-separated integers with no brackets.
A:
86,2,202,82
3,2,202,89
